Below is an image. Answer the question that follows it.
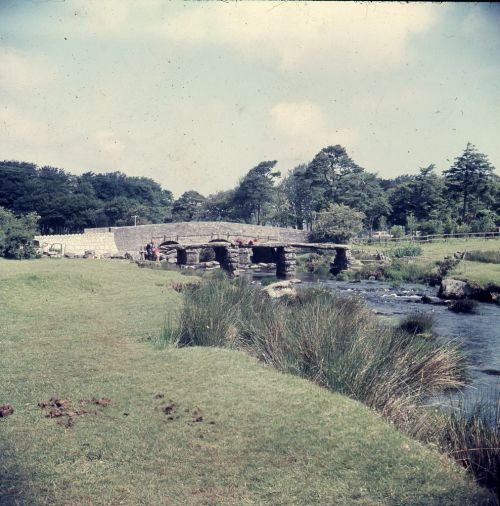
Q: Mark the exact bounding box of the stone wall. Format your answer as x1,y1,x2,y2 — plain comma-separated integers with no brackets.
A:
34,232,118,256
85,221,308,253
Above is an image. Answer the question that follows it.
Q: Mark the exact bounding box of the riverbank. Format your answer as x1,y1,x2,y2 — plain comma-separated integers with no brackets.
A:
0,259,493,505
297,237,500,303
165,273,500,496
355,237,500,288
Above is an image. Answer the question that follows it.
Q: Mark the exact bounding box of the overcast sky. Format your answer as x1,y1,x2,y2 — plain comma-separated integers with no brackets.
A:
1,1,499,196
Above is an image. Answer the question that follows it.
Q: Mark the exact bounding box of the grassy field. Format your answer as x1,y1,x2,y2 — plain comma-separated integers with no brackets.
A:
355,238,500,286
0,259,493,505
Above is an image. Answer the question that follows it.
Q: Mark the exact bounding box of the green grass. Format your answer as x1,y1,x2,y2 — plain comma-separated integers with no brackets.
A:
449,261,500,288
0,259,494,505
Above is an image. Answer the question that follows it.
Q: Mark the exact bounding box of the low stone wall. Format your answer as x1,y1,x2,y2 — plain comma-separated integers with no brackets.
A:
34,232,118,257
85,221,308,254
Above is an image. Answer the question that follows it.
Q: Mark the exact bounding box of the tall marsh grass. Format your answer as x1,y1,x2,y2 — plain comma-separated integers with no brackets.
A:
162,275,499,496
466,250,500,264
162,276,465,418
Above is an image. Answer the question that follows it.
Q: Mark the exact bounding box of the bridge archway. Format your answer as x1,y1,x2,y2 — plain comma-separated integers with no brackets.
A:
250,246,277,264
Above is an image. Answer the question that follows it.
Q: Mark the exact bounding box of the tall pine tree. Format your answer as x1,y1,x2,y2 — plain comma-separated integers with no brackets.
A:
443,143,494,222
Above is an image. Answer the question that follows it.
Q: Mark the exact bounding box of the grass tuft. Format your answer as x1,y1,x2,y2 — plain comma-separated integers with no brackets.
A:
448,299,478,314
399,312,435,335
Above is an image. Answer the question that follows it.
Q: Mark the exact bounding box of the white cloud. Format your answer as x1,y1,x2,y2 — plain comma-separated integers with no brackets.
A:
94,130,126,161
71,0,130,32
268,101,358,168
0,47,58,91
163,2,437,70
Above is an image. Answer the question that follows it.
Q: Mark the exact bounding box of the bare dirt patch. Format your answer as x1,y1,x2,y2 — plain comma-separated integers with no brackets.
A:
0,404,14,418
153,395,216,425
38,396,111,427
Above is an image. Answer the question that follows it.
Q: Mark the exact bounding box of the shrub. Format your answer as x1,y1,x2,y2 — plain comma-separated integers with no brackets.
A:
309,204,365,243
389,225,405,238
381,260,433,284
419,220,445,235
0,207,39,259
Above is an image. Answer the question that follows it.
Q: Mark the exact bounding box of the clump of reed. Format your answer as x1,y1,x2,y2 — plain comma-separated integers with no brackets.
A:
398,312,435,335
440,398,500,494
448,299,478,314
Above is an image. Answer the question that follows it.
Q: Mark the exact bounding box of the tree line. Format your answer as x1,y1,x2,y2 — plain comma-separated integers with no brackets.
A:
0,141,499,249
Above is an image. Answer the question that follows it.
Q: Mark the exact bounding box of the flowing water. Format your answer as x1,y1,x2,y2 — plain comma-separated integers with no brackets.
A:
249,270,500,412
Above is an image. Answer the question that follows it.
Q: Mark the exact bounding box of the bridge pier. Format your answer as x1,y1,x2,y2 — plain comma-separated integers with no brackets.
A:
276,246,296,278
238,248,252,268
330,248,355,275
224,247,240,276
164,247,177,263
184,248,200,266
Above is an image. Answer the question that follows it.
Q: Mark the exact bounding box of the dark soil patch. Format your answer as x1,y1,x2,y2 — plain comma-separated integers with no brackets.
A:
38,396,111,427
162,402,177,415
0,404,14,418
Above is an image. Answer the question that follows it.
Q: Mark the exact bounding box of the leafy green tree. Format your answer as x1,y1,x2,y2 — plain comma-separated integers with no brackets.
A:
0,207,39,259
443,143,495,222
267,181,294,227
281,164,315,230
341,172,391,233
233,161,280,225
388,165,444,225
304,145,363,211
171,191,206,222
200,190,237,222
470,210,498,232
309,204,365,243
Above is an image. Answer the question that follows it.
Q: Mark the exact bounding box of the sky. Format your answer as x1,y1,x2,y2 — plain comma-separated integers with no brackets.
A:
1,1,499,197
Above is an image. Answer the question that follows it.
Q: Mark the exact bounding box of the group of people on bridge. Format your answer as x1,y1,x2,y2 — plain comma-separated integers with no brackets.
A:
144,241,161,261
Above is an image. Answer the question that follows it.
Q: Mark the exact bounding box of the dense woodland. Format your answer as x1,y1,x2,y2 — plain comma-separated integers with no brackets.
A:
1,143,499,245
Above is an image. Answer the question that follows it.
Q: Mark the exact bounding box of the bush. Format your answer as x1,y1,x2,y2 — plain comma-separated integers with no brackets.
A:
419,220,445,235
309,204,365,243
389,225,405,238
0,207,39,259
381,260,433,284
384,245,422,258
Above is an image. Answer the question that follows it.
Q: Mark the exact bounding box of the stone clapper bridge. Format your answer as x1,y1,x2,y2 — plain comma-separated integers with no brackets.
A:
34,221,355,277
152,234,354,278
